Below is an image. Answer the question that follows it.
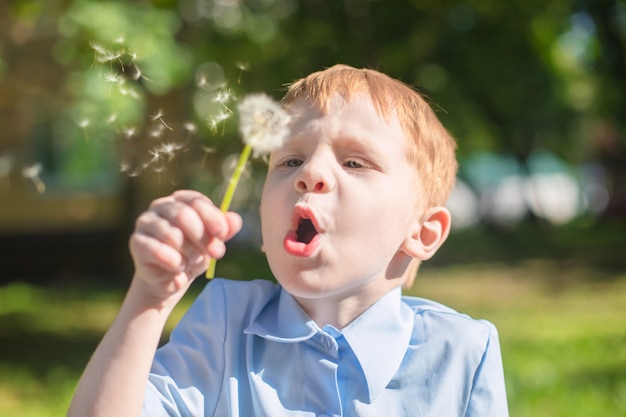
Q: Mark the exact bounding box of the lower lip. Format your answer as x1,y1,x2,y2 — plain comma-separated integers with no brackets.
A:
283,232,322,257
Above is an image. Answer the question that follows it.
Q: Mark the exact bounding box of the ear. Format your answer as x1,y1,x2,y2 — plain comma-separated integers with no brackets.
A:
401,206,452,261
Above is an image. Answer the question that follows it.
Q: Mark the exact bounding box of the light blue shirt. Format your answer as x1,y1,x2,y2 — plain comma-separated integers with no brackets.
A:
143,278,508,417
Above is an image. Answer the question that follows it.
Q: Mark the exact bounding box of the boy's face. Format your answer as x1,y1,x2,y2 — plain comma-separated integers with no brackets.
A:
260,94,422,305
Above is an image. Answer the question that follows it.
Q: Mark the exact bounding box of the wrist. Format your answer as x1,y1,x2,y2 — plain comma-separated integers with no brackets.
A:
126,276,184,317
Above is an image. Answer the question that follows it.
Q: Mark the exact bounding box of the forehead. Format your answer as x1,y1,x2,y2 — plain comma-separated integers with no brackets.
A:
285,93,402,139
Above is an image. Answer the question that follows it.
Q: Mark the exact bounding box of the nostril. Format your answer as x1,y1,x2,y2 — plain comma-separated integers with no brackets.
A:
296,180,307,191
314,181,324,191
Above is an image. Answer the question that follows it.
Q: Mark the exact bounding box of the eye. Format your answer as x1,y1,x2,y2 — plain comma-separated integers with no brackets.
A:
282,158,303,168
344,159,365,169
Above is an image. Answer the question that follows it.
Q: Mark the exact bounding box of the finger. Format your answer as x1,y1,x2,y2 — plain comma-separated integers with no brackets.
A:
149,199,212,251
136,210,210,267
171,191,229,239
223,211,243,241
135,211,185,249
130,232,186,273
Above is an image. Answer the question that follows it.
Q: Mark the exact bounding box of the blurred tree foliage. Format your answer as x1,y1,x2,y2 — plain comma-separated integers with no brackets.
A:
1,0,624,212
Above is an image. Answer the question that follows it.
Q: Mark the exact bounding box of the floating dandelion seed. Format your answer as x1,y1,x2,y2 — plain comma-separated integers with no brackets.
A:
236,61,249,84
104,72,122,84
123,127,137,138
149,124,165,139
206,93,292,278
120,160,131,173
158,142,183,161
213,88,233,108
78,118,91,141
208,110,232,133
184,122,197,133
151,109,174,131
148,148,163,164
22,163,46,193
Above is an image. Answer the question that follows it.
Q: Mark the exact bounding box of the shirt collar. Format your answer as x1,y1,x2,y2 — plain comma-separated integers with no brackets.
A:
338,287,415,400
244,286,414,402
244,286,318,342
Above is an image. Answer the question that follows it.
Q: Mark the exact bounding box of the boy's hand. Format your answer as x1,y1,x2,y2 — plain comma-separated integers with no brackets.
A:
129,190,242,306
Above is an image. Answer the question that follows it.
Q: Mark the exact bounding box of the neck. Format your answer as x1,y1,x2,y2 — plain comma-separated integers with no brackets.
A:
295,281,401,329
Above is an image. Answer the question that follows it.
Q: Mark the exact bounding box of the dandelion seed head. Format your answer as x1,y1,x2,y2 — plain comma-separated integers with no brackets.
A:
237,93,292,156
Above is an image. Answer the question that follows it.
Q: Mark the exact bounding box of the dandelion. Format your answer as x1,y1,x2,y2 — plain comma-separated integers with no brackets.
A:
22,163,46,193
237,93,292,156
206,92,291,278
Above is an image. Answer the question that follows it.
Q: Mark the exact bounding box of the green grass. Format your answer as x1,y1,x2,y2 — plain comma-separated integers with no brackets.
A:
1,251,625,416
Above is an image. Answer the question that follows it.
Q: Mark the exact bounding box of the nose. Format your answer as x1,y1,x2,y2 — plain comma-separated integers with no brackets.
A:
294,156,335,193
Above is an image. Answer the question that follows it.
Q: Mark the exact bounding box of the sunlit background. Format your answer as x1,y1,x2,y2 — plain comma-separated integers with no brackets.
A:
1,1,625,416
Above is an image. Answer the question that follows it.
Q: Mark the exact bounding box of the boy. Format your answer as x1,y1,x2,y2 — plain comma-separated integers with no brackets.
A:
68,64,508,416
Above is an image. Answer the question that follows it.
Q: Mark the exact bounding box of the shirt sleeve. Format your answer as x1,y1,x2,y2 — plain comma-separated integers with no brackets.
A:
142,279,230,417
464,321,509,417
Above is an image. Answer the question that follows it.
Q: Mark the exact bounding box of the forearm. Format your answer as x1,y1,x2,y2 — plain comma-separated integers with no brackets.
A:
67,280,175,417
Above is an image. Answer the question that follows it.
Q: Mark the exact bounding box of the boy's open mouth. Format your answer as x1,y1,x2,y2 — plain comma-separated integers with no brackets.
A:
296,218,318,244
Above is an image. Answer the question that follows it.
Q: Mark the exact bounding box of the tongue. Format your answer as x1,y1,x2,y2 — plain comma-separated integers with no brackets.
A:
297,219,317,244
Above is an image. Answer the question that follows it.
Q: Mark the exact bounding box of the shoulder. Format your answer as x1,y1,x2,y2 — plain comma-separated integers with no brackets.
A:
402,295,499,350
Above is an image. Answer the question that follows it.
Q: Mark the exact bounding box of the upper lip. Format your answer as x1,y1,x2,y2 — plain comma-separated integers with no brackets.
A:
291,203,323,234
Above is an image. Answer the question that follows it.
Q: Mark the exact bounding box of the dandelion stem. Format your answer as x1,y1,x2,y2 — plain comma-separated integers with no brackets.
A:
206,143,253,279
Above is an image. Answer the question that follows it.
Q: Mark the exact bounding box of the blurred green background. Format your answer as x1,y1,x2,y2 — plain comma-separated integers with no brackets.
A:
1,0,625,416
